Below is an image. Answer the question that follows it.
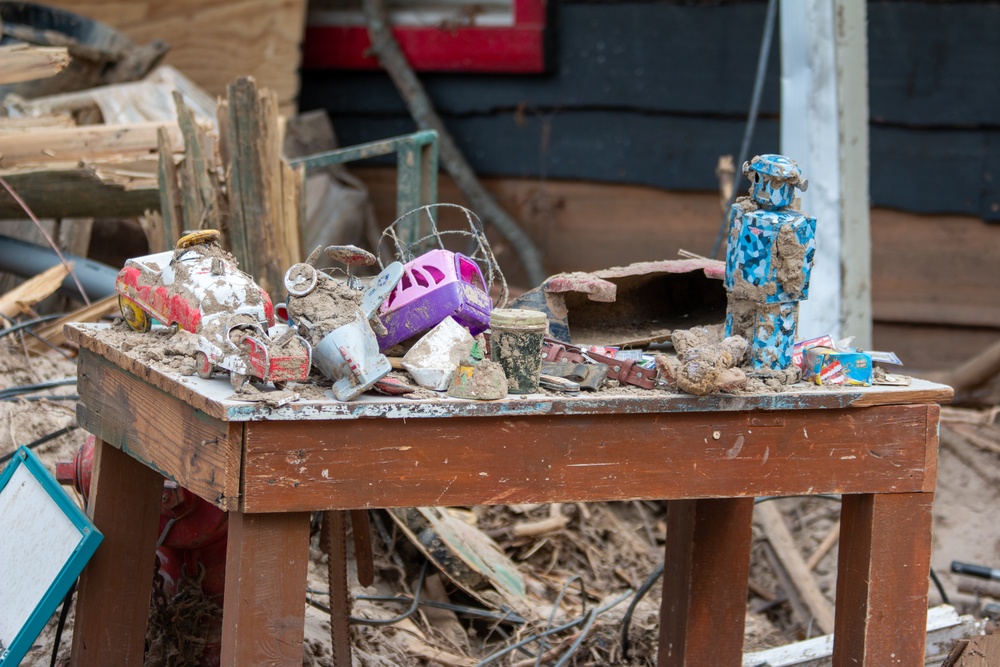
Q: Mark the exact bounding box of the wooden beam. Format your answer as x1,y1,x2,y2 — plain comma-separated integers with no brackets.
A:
0,44,70,84
835,0,873,347
25,293,118,353
221,511,312,666
75,350,242,510
0,262,70,321
659,498,754,666
241,404,939,512
833,492,935,666
70,438,163,666
756,501,836,634
0,122,183,168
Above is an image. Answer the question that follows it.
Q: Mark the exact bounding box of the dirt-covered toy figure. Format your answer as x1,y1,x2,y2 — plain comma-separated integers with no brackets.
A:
724,154,816,382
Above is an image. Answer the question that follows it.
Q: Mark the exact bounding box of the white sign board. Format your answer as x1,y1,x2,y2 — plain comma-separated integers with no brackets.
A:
0,447,102,665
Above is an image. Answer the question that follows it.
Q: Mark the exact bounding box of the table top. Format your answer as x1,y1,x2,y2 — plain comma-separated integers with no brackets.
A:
67,323,954,423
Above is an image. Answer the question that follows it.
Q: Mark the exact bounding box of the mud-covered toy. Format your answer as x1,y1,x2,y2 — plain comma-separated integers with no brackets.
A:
115,230,312,390
724,154,816,377
284,245,403,401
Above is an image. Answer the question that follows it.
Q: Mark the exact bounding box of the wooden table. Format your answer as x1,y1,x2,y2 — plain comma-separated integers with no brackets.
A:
65,324,952,667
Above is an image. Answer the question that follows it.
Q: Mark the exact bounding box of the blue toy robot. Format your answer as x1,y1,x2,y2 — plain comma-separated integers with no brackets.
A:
724,154,816,378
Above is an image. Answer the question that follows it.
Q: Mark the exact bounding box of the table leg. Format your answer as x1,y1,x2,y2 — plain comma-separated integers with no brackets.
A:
220,510,312,666
658,498,755,667
70,439,164,666
833,492,934,667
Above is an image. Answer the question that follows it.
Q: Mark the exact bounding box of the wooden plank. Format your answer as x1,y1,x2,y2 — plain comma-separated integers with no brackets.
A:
25,294,118,354
874,324,1000,374
0,162,161,219
871,209,1000,329
756,502,835,635
0,262,69,321
220,510,312,666
0,44,70,84
0,122,183,168
835,0,873,347
659,498,754,667
67,327,230,420
45,0,306,113
76,350,241,510
70,438,163,666
832,492,935,667
241,404,938,512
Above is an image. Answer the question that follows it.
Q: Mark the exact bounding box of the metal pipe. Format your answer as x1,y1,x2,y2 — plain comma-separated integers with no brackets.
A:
0,235,118,300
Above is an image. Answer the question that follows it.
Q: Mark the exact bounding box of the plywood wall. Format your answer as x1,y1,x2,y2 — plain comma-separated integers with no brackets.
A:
46,0,307,112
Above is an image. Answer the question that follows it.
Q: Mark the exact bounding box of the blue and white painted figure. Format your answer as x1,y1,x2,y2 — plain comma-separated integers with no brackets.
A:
725,155,817,374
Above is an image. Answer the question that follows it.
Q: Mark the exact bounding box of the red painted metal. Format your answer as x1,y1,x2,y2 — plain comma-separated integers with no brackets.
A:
304,0,546,73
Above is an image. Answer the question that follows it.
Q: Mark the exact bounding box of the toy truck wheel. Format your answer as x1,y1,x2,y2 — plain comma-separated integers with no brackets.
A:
230,372,249,390
195,351,214,379
119,295,151,333
273,380,288,390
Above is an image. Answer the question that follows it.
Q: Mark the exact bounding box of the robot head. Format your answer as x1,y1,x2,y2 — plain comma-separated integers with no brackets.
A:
743,154,808,209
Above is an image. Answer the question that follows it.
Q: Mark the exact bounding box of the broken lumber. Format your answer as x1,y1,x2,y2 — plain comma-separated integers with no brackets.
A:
0,263,71,322
25,294,119,354
939,339,1000,400
805,520,841,571
0,121,184,168
223,76,301,296
0,44,71,85
742,605,985,667
756,502,836,635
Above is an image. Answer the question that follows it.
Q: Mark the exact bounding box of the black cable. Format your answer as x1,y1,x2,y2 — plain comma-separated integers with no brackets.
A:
0,424,77,466
0,378,76,400
348,593,527,625
3,394,80,402
552,607,598,667
50,580,76,667
537,575,587,667
929,567,950,606
620,561,664,661
472,589,633,667
709,0,779,259
0,313,65,339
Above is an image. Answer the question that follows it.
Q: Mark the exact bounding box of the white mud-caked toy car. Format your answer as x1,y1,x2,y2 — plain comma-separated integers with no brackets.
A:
115,230,312,390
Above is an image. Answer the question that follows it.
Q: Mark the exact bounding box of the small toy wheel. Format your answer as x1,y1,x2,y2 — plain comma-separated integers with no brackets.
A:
230,372,249,391
272,380,288,390
119,295,151,333
284,263,318,297
176,229,222,249
195,351,214,379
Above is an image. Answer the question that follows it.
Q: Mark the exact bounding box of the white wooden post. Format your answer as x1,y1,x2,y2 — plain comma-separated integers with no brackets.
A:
780,0,872,347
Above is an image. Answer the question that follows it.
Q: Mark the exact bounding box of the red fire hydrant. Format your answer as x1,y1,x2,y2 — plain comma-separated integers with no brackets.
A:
57,435,227,664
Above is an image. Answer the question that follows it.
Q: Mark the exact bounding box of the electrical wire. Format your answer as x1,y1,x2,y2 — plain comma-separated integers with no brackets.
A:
0,378,76,400
50,580,76,667
929,567,950,606
0,424,77,466
472,588,634,667
0,313,65,339
620,561,665,661
537,575,587,667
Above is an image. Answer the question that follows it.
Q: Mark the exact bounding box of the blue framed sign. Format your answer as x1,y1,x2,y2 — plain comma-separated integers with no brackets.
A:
0,446,103,665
